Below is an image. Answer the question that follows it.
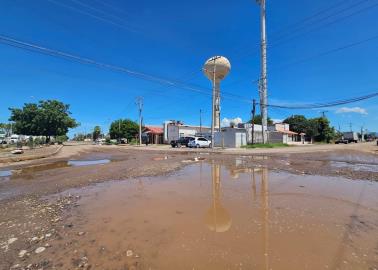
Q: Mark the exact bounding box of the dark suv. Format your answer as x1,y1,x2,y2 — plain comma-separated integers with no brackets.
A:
170,137,194,148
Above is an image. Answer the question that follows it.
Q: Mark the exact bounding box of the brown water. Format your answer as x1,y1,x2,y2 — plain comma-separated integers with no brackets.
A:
49,160,378,270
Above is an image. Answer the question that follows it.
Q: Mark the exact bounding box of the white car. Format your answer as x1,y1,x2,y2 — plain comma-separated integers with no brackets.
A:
188,137,212,148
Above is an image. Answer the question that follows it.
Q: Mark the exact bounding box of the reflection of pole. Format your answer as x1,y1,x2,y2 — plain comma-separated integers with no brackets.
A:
261,167,269,270
212,162,221,231
199,160,203,187
252,168,257,201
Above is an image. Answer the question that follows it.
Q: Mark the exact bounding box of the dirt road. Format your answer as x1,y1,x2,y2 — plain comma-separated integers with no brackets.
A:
0,143,377,269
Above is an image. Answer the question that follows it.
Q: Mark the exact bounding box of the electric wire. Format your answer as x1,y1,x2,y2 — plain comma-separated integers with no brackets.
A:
46,0,138,33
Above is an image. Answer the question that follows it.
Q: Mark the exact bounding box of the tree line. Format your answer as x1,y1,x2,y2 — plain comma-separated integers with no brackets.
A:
250,114,336,142
2,100,78,142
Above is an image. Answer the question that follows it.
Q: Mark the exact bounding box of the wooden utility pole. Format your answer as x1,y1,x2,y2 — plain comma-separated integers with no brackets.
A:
251,99,256,144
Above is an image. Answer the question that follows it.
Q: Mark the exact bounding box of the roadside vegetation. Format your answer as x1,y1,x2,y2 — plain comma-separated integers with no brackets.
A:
8,100,78,143
243,143,290,148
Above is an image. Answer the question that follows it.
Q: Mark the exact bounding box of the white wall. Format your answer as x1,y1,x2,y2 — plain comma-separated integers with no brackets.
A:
214,128,247,148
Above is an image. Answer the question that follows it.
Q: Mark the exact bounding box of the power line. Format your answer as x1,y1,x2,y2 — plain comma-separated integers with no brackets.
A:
231,0,377,63
46,0,138,33
68,0,134,25
269,1,378,50
0,34,252,103
259,92,378,109
271,0,372,44
1,35,378,111
272,32,378,71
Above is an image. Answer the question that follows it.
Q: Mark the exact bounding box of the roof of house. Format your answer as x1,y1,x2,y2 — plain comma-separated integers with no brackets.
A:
144,126,163,134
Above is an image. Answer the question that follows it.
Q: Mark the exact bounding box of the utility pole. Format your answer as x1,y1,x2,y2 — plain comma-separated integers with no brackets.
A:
251,99,256,144
360,126,364,142
320,111,328,118
349,122,353,132
257,0,268,144
200,109,202,133
136,97,143,145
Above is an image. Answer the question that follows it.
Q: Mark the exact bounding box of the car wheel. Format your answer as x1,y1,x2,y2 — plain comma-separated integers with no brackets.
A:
177,143,181,148
196,144,200,148
209,143,212,148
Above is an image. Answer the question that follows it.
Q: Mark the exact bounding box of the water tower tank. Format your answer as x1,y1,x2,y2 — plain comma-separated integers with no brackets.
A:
203,56,231,81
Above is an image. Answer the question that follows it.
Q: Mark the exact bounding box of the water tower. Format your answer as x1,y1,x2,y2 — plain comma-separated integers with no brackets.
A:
203,56,231,147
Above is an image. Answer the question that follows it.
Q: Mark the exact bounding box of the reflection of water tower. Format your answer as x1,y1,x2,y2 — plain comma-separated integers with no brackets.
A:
203,56,231,147
204,163,232,233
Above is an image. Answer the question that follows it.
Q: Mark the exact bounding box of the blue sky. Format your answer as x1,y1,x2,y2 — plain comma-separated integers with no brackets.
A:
0,0,377,137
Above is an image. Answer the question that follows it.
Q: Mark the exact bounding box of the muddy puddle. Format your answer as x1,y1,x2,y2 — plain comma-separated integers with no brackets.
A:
67,159,110,166
0,170,12,177
0,170,12,182
46,161,378,269
6,159,111,176
330,161,378,173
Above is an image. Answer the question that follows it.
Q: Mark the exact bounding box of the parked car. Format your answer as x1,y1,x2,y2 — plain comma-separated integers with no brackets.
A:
335,139,349,144
188,137,212,148
170,136,194,148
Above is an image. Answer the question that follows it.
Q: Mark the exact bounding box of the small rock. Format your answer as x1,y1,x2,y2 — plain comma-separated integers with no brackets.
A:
78,231,85,236
18,250,27,258
35,247,46,254
8,238,18,244
31,236,39,242
126,250,133,257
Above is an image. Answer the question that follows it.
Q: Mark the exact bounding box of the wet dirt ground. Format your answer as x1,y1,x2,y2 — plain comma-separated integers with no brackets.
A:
0,146,378,269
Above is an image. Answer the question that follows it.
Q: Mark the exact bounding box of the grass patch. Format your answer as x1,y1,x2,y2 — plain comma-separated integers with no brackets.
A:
242,143,290,149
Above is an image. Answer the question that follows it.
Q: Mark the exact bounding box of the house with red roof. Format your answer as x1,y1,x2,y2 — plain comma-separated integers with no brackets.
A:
142,126,164,144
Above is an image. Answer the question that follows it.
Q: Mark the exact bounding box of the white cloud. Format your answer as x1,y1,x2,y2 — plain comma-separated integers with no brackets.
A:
271,119,283,124
221,117,243,127
335,107,368,115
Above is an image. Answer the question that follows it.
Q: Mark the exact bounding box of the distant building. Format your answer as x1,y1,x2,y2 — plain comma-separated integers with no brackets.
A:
214,127,247,148
268,123,305,144
143,126,164,144
163,120,211,143
238,123,264,144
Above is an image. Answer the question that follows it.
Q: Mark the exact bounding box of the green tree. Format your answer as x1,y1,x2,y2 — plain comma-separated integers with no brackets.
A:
249,114,273,125
306,117,336,143
92,126,101,141
283,115,308,134
8,103,40,135
0,123,12,136
109,119,139,141
9,100,79,142
73,133,86,141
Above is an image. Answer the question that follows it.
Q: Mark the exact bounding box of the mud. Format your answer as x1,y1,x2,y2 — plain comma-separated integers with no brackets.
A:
0,146,378,269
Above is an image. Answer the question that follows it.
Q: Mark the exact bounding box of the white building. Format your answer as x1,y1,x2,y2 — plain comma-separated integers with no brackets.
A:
214,127,247,148
163,121,211,143
238,123,264,144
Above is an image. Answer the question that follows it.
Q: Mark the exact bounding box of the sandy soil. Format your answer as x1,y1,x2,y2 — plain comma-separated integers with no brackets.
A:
0,143,378,269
